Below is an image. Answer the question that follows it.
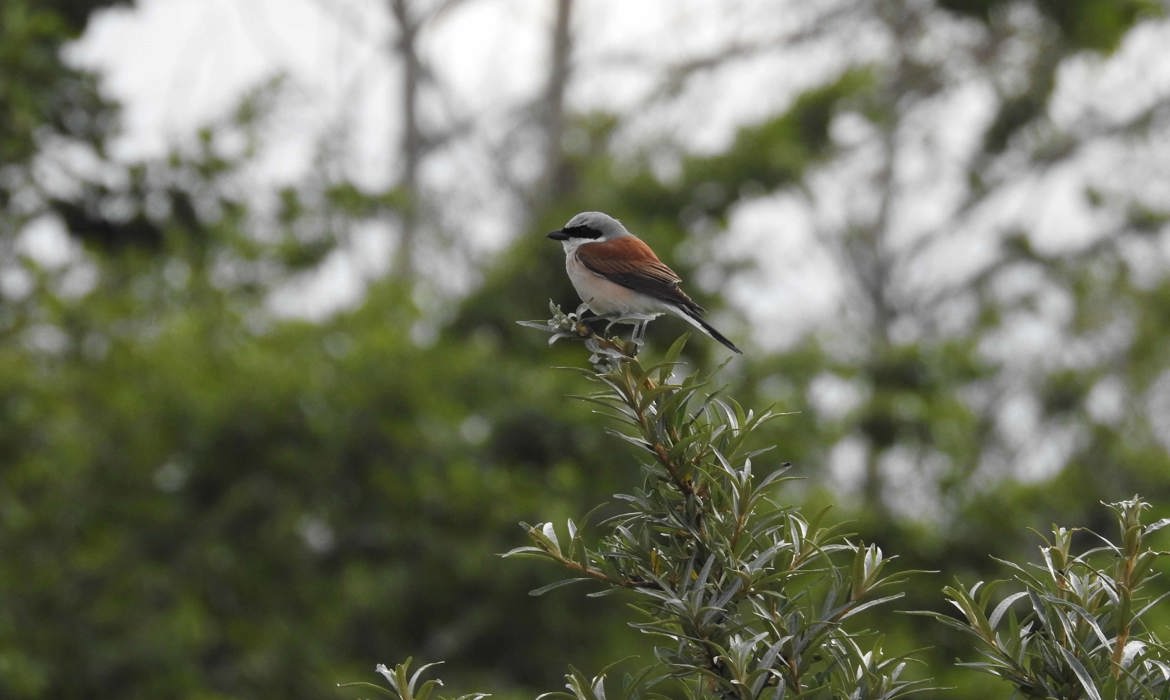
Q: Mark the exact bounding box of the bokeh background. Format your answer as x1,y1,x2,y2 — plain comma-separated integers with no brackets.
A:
3,0,1170,697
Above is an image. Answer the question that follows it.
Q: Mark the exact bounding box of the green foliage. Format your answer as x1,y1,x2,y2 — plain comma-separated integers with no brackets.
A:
919,497,1170,698
937,0,1161,51
0,282,647,699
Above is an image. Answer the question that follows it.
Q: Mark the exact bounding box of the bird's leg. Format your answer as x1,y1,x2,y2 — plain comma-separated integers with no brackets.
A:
631,319,646,351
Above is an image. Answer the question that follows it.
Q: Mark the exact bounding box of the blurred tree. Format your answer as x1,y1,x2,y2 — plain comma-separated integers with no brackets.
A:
2,0,1169,699
0,0,120,291
0,0,121,166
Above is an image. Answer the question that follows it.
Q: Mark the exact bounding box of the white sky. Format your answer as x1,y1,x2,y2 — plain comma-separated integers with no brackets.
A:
69,0,779,180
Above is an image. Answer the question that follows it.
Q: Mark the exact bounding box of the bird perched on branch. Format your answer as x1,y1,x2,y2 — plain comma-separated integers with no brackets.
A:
548,211,742,354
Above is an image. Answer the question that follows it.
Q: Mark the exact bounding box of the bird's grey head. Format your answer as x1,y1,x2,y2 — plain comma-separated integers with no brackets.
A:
547,211,632,243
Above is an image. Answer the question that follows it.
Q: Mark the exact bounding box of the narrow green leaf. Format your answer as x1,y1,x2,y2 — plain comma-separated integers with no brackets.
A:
1057,646,1104,700
839,592,905,620
408,661,446,695
530,578,591,596
1143,517,1170,535
500,545,548,558
988,591,1029,630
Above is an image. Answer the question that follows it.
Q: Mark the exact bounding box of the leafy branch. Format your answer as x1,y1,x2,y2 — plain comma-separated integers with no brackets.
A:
503,306,930,698
916,497,1170,699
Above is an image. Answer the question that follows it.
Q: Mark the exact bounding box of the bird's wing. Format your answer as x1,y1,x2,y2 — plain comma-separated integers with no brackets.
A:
576,236,703,313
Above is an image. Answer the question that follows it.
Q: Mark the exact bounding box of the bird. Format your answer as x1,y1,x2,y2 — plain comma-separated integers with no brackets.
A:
548,211,742,354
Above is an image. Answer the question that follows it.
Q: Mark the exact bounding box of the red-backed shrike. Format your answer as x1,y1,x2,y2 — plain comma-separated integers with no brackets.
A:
548,211,742,354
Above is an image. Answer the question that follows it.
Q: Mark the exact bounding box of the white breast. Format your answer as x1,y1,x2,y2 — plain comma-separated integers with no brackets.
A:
562,241,667,318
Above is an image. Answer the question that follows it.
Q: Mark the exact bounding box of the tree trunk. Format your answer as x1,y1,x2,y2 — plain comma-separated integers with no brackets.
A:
390,0,422,282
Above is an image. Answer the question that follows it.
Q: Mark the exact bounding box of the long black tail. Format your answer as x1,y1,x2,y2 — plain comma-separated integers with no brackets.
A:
679,306,743,354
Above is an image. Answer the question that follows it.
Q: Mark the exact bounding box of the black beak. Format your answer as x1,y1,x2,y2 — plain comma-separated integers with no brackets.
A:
547,229,569,241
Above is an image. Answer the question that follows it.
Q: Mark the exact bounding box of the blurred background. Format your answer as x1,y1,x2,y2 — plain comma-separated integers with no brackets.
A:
3,0,1170,697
